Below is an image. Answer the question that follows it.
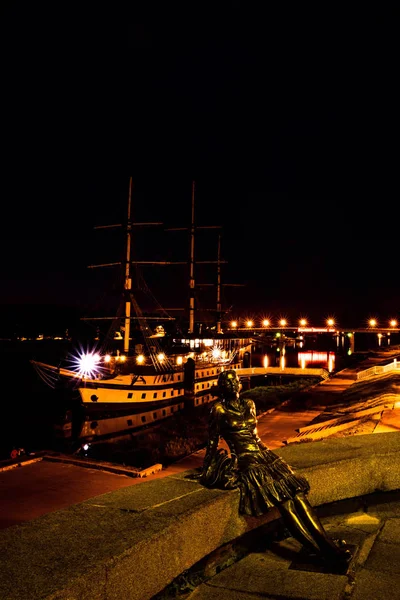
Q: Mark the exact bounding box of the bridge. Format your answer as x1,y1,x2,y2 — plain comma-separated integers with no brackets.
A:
228,325,400,353
229,326,400,334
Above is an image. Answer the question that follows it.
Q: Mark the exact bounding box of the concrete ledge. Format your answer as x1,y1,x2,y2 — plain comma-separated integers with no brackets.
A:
0,431,399,600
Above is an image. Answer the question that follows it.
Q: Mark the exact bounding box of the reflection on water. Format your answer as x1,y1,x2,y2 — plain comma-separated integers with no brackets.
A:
253,346,347,373
298,351,336,372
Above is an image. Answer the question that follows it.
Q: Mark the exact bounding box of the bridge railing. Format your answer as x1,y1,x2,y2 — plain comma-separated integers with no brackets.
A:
356,359,400,380
237,367,330,380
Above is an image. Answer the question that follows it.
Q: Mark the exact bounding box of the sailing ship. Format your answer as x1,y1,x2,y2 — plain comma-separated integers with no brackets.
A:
31,179,251,447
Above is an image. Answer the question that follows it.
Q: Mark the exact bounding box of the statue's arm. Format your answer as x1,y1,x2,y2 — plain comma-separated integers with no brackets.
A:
248,398,268,450
202,404,222,473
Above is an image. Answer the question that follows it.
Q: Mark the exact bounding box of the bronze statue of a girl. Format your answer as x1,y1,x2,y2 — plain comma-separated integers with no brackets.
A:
197,369,352,570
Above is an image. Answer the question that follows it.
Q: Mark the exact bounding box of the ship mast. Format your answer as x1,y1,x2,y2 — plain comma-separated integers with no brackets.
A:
189,181,196,334
123,178,133,353
216,233,222,334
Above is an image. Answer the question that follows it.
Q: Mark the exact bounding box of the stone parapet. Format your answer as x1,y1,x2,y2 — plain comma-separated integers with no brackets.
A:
0,431,399,600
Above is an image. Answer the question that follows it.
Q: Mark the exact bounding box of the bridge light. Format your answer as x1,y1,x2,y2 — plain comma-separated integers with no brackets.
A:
299,318,307,327
246,320,253,328
369,319,377,328
390,319,397,328
230,320,238,329
326,318,335,327
279,319,287,327
262,319,270,327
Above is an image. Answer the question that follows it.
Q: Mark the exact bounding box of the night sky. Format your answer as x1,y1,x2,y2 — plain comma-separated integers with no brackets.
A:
1,7,398,333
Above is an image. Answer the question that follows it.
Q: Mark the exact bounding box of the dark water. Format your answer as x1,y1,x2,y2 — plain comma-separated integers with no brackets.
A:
0,340,73,460
0,333,394,462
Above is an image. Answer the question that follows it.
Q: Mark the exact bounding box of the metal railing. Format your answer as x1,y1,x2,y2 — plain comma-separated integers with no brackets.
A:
357,359,400,380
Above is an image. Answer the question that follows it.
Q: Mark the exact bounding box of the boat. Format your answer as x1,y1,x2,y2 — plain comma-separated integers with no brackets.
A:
31,179,252,448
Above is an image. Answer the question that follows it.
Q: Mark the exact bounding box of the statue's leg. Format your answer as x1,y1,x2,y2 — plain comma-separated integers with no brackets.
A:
279,499,320,554
293,493,352,562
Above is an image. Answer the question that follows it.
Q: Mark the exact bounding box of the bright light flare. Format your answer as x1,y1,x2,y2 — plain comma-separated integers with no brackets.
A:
390,319,398,328
369,319,377,328
212,348,221,359
69,350,103,379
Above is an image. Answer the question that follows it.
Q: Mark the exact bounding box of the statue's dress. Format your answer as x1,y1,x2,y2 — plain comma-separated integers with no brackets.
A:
201,397,310,517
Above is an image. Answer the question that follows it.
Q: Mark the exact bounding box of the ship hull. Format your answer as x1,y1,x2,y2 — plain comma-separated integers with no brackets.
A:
39,359,243,446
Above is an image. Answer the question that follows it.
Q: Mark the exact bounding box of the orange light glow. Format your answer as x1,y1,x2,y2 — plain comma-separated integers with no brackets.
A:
279,319,287,327
263,355,269,368
262,319,270,327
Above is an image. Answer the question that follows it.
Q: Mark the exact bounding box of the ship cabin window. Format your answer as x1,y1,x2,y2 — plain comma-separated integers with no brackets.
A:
141,416,146,423
207,371,209,376
127,393,133,399
171,406,174,413
162,392,166,398
196,399,199,405
162,409,166,416
202,384,205,389
153,393,157,399
153,412,157,419
127,419,133,426
170,390,174,396
141,393,146,399
178,375,181,380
